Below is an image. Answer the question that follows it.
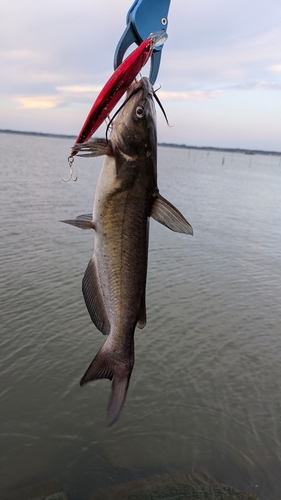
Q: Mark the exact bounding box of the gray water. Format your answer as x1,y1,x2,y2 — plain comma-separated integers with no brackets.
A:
1,132,281,499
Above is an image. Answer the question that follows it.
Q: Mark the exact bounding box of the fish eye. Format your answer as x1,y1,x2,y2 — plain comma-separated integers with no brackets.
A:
136,106,145,118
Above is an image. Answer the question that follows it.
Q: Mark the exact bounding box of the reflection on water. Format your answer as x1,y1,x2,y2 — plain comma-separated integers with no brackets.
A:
1,133,281,499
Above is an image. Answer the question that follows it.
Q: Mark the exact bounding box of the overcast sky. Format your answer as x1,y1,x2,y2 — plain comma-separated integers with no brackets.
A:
1,0,281,150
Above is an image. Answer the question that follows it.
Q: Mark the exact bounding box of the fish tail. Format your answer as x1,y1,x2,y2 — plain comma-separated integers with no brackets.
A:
80,339,134,426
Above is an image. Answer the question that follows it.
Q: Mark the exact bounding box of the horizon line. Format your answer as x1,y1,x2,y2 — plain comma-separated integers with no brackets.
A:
0,129,280,156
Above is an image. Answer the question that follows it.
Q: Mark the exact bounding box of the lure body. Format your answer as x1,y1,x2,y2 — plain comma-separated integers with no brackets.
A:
72,38,153,154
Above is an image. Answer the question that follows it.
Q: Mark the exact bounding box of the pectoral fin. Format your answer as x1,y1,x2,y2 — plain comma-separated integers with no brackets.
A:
72,138,112,157
151,194,193,235
60,214,94,230
82,255,111,335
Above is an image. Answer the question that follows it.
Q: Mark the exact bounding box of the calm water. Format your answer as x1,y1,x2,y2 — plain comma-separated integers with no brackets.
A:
1,132,281,499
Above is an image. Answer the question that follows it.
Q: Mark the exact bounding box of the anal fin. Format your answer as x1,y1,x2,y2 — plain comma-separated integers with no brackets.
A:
137,293,146,329
82,255,110,335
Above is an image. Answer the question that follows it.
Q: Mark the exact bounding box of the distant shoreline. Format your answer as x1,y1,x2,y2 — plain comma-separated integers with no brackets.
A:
0,128,76,140
1,128,280,156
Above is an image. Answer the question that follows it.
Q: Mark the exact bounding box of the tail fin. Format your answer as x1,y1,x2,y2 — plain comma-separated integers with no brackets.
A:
80,339,134,426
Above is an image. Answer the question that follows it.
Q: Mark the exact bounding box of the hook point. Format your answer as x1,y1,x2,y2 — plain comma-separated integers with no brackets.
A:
61,156,78,182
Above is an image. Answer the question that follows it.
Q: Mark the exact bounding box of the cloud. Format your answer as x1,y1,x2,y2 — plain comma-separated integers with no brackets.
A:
13,96,61,110
268,64,281,73
254,81,281,90
226,81,281,91
157,89,222,101
1,0,281,150
56,85,102,102
1,49,38,61
13,85,103,110
57,85,102,94
161,25,281,88
55,85,102,105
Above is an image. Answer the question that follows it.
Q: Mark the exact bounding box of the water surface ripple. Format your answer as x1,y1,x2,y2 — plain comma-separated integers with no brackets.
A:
1,134,281,499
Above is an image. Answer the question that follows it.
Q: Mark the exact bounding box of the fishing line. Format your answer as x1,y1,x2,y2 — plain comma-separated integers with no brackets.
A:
32,155,98,240
55,157,97,214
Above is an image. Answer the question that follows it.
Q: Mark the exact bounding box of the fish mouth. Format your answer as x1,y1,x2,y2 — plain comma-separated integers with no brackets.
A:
127,77,154,100
126,77,155,119
127,77,169,127
105,77,155,140
106,77,168,141
119,78,154,117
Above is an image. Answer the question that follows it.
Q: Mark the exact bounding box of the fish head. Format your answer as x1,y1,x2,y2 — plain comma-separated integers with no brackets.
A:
110,77,157,159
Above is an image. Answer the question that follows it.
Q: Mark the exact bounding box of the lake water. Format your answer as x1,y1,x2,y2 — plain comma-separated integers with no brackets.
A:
1,132,281,499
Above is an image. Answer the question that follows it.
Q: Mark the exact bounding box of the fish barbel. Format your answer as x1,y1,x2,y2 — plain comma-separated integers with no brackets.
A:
62,77,193,426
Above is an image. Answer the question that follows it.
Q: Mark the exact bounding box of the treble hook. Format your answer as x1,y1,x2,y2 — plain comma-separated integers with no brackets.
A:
61,156,78,182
